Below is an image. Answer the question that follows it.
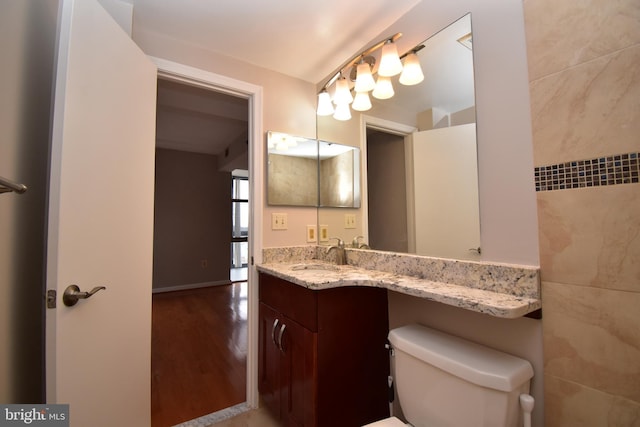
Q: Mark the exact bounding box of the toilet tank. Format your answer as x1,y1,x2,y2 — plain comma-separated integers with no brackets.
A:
389,324,534,427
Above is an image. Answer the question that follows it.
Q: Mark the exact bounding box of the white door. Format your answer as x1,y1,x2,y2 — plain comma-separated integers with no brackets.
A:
46,0,157,426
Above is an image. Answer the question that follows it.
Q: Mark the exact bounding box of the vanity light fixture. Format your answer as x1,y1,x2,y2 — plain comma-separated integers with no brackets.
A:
268,131,299,151
354,59,376,93
316,90,334,116
372,76,394,99
333,74,353,105
316,33,425,120
352,91,372,111
399,50,425,86
378,40,403,77
333,102,352,121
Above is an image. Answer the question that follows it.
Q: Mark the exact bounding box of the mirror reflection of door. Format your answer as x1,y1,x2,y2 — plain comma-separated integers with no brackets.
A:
412,124,480,260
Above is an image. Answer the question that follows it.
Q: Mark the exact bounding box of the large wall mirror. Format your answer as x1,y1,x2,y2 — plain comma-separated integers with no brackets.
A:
317,13,481,260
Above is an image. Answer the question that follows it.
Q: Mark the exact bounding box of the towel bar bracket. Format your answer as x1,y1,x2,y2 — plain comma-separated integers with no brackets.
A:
0,175,27,195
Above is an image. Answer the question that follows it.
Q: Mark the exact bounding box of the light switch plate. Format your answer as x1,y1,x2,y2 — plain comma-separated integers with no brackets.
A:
271,213,288,230
344,214,356,229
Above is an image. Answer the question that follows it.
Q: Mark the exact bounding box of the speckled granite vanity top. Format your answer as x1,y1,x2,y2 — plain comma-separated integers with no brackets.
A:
257,246,541,319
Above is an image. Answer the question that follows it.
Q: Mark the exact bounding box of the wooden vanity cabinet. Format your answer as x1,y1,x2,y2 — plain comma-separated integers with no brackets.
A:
258,272,390,427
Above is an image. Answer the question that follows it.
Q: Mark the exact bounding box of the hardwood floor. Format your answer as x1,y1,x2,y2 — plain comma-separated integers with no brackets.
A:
152,283,248,427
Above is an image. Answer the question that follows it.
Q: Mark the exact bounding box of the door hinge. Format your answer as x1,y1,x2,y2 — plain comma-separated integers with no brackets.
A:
251,256,254,266
46,289,57,309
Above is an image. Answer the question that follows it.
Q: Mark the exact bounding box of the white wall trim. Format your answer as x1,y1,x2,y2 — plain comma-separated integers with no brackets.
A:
361,115,417,136
150,56,263,409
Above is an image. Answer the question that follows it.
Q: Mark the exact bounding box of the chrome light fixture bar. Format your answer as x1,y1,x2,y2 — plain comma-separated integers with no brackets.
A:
317,33,425,121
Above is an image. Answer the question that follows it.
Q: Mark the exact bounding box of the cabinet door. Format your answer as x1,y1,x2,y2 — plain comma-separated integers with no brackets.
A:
258,302,282,418
280,316,317,427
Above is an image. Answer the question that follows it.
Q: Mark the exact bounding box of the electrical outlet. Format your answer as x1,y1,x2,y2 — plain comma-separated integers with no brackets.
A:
306,225,317,243
319,225,329,242
271,213,288,230
344,214,356,229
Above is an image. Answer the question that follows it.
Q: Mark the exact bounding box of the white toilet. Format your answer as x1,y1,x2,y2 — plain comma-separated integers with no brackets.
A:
364,324,535,427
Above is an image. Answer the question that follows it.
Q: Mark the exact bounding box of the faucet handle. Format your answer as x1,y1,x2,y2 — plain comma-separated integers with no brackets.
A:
328,237,344,248
351,236,364,247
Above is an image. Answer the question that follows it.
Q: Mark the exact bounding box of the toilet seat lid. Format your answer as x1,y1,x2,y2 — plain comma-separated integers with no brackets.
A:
362,416,408,427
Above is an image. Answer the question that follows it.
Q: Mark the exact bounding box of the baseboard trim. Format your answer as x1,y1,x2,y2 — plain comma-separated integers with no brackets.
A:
152,280,232,294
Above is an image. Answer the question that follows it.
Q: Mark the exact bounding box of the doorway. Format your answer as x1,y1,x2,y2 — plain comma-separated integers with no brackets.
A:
366,128,409,253
150,67,256,426
361,117,416,254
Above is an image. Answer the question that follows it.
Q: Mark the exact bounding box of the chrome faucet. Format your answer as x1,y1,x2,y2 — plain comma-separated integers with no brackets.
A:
326,237,346,265
351,236,370,249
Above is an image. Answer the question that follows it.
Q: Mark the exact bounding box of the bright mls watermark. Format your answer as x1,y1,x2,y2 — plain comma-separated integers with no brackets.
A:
0,405,68,426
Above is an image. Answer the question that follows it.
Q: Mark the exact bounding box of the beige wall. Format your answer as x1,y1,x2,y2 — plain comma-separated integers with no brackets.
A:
153,149,233,290
524,0,640,425
133,30,318,248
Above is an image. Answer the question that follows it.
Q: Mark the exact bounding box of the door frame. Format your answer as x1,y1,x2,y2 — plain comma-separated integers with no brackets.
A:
151,56,263,409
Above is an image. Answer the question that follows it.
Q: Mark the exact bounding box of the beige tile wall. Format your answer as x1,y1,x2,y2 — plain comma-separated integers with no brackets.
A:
524,0,640,425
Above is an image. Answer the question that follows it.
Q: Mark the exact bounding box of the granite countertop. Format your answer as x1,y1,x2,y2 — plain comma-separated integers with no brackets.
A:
257,246,542,319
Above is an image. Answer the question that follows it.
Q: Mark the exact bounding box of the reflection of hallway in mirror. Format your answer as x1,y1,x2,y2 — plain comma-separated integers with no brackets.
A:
151,283,248,427
366,129,409,253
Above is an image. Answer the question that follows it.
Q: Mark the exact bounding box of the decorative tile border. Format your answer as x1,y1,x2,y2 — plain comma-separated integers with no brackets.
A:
535,152,639,192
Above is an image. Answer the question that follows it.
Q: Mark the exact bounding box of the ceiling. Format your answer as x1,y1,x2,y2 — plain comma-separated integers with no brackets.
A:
123,0,420,83
119,0,421,158
118,1,473,159
155,79,249,156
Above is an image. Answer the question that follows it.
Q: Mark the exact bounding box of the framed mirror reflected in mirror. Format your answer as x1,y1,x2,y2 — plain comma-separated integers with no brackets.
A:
266,131,361,209
267,131,318,207
319,141,361,208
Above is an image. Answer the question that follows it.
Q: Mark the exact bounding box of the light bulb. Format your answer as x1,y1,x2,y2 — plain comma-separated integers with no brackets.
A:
333,103,352,121
378,41,403,77
354,62,375,92
316,91,334,116
372,76,394,99
399,52,424,86
333,76,353,105
352,91,372,111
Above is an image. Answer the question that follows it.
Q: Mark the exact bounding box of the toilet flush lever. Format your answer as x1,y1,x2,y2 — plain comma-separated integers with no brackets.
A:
63,285,106,307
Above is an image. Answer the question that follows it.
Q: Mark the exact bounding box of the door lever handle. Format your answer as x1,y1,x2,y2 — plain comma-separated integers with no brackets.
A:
63,284,106,307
